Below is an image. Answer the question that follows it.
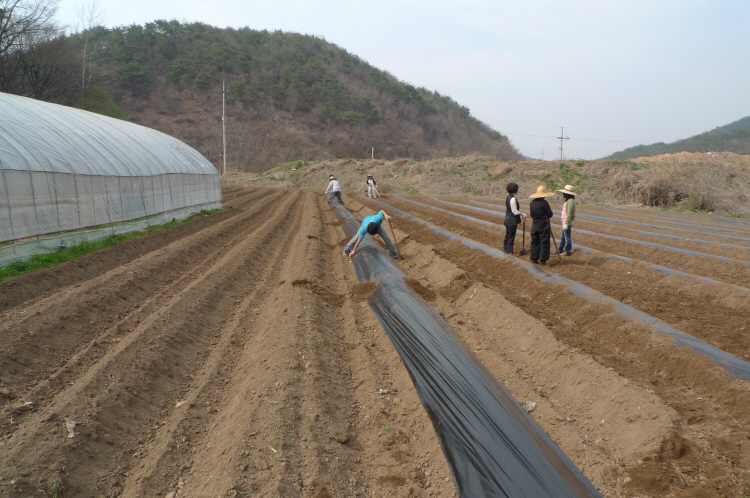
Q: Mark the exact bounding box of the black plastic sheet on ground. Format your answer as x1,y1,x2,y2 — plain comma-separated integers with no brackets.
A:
330,203,603,498
372,198,750,383
395,194,749,292
433,197,750,265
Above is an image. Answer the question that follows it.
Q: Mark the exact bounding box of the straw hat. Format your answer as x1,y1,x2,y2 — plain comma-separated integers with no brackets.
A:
559,184,577,196
529,185,555,198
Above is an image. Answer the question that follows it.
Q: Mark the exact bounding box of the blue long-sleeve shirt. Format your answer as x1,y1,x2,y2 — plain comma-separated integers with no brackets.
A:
357,211,385,239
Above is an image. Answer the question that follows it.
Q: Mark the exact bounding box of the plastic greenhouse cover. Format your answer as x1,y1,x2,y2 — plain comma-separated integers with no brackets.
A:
0,92,216,177
332,203,603,497
0,201,221,267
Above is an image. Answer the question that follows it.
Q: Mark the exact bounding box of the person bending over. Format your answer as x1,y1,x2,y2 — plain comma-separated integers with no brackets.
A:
344,210,398,259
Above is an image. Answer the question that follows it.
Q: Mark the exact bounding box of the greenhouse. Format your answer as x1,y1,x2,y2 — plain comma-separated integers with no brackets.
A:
0,92,222,264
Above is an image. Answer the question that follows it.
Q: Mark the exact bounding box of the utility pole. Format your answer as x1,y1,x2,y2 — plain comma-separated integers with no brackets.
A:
221,80,228,175
557,127,569,160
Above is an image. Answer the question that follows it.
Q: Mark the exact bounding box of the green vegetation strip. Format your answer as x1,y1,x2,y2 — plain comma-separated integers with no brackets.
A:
0,208,225,284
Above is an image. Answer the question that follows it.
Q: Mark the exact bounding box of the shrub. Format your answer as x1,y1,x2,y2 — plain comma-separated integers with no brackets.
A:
685,165,721,212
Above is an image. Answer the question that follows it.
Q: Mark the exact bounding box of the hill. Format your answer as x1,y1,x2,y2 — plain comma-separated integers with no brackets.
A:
605,116,750,160
1,20,521,171
223,152,750,216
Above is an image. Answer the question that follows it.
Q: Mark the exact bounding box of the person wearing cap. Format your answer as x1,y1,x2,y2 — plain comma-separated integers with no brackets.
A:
366,175,378,198
503,182,526,254
557,185,577,256
528,185,555,265
325,175,344,205
343,210,398,259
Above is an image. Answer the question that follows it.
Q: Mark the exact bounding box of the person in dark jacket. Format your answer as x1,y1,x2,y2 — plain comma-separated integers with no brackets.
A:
528,185,555,265
502,182,526,254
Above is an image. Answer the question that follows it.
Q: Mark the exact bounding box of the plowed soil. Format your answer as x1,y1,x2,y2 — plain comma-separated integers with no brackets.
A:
2,187,750,497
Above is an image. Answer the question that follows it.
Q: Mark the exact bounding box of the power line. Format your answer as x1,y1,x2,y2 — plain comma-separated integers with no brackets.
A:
504,132,650,145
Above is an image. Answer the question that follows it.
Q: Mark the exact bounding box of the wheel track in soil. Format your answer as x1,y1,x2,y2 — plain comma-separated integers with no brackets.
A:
0,188,452,497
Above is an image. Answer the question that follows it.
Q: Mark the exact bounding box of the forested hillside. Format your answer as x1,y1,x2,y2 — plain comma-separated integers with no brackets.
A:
605,116,750,160
0,12,521,172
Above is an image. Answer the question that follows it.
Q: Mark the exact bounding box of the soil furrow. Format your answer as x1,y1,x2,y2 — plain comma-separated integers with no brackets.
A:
0,189,286,405
3,187,750,498
0,190,305,495
359,195,750,496
420,196,750,287
380,195,750,359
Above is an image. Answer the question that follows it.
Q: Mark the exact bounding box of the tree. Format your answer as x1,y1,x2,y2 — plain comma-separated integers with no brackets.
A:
80,85,125,118
193,71,212,91
229,76,247,99
71,0,105,90
118,61,149,93
16,27,79,103
0,0,59,91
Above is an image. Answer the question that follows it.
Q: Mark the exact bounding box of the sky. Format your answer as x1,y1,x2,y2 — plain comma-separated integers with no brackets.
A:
55,0,750,160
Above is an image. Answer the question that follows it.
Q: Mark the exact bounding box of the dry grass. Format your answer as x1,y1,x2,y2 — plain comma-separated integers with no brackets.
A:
223,152,750,216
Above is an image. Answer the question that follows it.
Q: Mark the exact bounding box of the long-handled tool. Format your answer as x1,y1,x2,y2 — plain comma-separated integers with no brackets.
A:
549,227,562,263
519,220,527,256
387,218,401,260
372,186,381,197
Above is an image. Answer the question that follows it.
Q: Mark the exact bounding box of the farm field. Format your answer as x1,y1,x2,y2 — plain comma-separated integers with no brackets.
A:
2,186,750,497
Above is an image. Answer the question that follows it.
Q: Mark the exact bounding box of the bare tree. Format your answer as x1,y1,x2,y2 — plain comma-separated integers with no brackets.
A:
0,0,59,91
72,0,103,89
17,26,78,103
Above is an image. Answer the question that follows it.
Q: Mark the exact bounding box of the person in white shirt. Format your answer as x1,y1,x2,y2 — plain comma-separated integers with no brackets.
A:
366,175,378,198
325,175,344,205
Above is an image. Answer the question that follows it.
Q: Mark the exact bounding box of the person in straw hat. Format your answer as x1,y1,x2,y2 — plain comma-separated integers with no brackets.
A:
557,185,577,256
366,174,378,198
325,175,344,205
528,185,555,265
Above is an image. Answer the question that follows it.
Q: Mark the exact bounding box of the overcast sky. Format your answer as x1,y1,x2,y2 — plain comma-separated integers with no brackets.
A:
55,0,750,160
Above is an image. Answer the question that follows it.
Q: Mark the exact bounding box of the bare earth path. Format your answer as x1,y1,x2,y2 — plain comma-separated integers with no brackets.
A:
1,187,749,497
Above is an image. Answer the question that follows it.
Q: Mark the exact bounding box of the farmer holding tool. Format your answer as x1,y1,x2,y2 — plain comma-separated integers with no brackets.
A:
503,182,526,254
366,175,378,198
557,185,577,256
528,185,555,265
344,210,399,259
325,175,344,205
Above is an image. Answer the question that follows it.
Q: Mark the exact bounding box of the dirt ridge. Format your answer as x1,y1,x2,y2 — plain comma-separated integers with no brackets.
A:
1,187,749,497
